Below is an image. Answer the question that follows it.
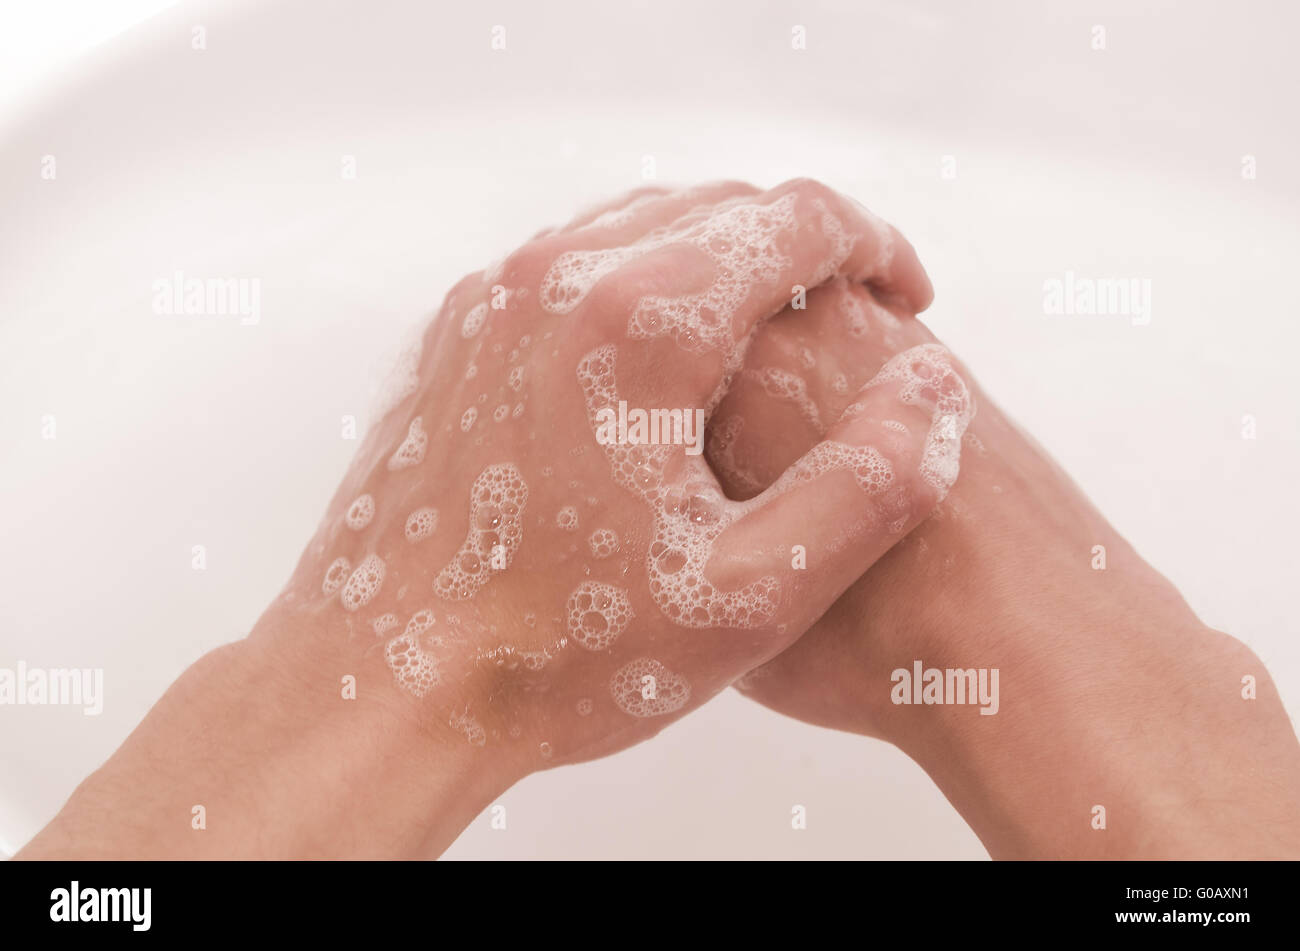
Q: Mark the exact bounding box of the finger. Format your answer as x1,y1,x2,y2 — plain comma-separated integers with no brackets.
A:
714,178,932,339
565,179,932,401
709,343,973,640
496,182,760,320
708,280,938,496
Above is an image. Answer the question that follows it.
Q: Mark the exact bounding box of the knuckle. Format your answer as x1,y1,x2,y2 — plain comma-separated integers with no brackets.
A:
779,176,834,206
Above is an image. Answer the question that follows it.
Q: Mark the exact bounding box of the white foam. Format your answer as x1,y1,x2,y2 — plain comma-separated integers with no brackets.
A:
556,505,579,532
610,658,691,717
448,708,487,746
808,197,859,286
742,366,824,433
460,407,478,432
404,608,436,638
345,493,375,531
777,441,894,496
460,302,488,338
865,344,974,498
578,344,778,628
518,650,549,671
385,624,440,697
579,342,949,630
433,463,528,601
541,194,803,381
403,506,438,543
565,581,632,651
842,287,872,338
322,556,351,596
587,527,619,558
341,553,386,612
387,416,427,471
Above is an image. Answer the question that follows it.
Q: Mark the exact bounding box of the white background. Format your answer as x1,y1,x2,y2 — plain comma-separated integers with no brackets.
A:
1,0,1297,858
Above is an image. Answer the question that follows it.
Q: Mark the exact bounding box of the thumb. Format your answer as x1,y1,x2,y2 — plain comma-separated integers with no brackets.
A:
713,344,974,635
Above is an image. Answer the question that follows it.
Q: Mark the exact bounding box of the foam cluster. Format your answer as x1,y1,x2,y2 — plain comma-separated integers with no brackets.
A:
460,302,488,338
433,463,528,601
842,289,872,338
865,344,974,498
565,581,632,651
587,528,619,558
460,407,477,432
577,344,778,629
404,608,436,639
322,556,351,596
742,366,824,433
403,506,438,543
555,505,579,532
387,416,427,471
610,658,691,717
345,493,375,530
541,194,801,377
775,441,894,496
385,632,440,697
808,197,859,286
340,553,386,612
448,708,487,746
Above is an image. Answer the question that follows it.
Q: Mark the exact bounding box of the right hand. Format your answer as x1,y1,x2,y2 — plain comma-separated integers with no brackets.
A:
710,277,1300,857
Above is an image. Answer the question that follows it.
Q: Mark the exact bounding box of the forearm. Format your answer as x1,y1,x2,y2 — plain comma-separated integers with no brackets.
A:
899,619,1300,859
18,623,520,859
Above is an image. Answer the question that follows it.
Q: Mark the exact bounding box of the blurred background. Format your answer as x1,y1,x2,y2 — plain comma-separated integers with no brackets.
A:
1,0,1297,858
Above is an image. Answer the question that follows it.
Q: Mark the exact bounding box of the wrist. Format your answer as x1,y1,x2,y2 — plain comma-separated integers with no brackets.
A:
897,616,1300,858
21,616,524,859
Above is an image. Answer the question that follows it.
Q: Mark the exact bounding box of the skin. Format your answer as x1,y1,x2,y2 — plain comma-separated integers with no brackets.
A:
20,179,967,858
711,274,1300,859
19,180,1299,859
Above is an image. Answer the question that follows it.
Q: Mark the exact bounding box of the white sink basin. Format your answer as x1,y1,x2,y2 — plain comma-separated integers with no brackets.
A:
2,0,1297,858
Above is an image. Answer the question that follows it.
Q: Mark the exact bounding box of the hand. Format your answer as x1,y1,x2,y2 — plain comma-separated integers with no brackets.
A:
20,180,969,858
292,178,962,765
710,278,1300,858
